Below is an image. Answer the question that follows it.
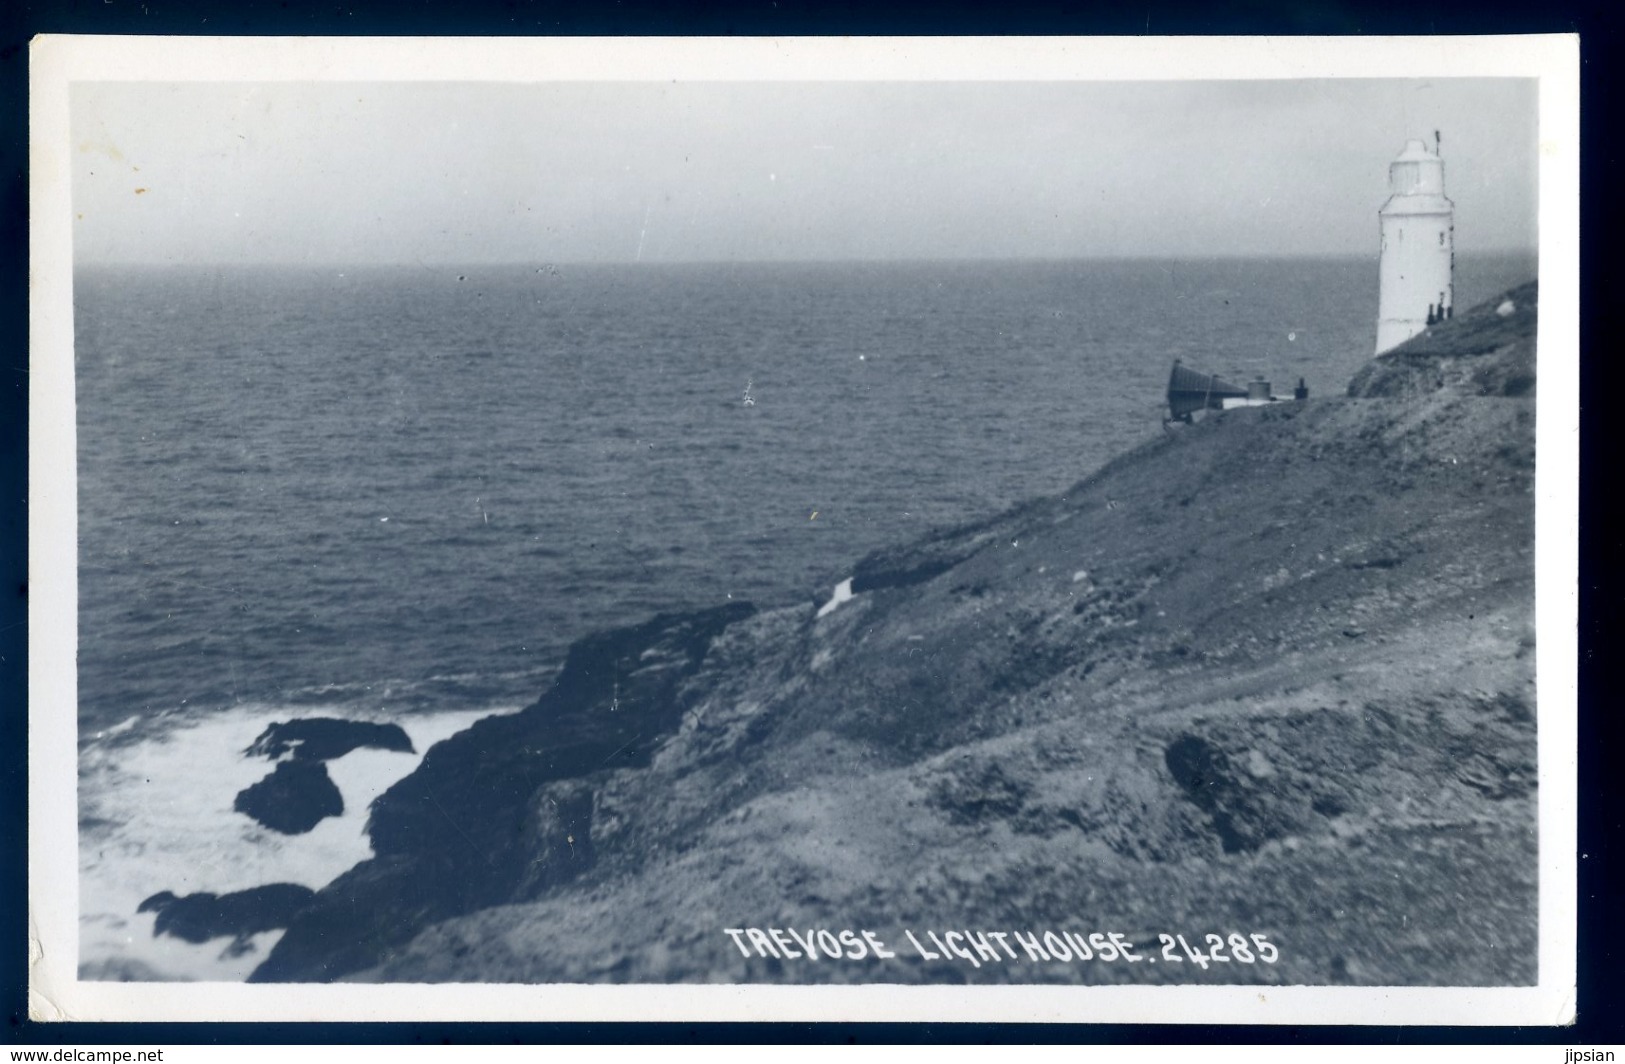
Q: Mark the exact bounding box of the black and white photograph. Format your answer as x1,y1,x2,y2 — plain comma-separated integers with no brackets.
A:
28,36,1579,1024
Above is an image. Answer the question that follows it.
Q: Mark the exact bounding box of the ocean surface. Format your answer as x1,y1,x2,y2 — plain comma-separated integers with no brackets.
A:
73,255,1535,979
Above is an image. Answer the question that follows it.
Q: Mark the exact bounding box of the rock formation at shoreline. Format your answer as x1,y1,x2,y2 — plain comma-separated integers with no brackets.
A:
251,284,1541,987
233,718,417,834
139,884,318,956
249,603,754,980
233,761,344,835
245,719,416,762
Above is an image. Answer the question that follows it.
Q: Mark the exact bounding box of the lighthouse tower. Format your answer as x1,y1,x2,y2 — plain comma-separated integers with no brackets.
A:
1375,136,1455,355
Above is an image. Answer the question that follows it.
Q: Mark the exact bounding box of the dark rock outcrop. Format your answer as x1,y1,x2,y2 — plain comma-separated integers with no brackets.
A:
246,718,415,762
138,884,317,948
233,761,344,835
249,601,754,982
1163,734,1307,853
366,600,755,859
233,719,415,834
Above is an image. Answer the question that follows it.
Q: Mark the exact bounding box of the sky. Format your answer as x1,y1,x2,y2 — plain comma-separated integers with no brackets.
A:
69,78,1539,265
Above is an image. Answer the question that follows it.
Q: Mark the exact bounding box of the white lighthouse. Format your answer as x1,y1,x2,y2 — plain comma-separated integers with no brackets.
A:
1375,136,1455,355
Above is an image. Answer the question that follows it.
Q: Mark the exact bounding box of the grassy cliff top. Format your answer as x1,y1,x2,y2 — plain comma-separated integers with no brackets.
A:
1350,279,1537,398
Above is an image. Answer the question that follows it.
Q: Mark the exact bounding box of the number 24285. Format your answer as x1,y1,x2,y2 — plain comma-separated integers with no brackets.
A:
1157,933,1279,969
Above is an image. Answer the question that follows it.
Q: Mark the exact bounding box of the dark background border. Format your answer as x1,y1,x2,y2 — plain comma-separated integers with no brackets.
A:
3,0,1616,1046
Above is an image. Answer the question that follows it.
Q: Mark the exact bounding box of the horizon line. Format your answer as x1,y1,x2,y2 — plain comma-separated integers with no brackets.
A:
74,248,1539,270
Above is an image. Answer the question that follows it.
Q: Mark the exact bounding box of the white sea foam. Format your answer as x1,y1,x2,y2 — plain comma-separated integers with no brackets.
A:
78,703,516,982
93,715,141,741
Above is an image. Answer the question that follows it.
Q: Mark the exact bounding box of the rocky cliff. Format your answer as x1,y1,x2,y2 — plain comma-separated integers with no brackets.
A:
251,283,1540,987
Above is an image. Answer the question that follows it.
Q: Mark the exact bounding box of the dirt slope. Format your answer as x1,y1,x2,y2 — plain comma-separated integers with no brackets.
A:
253,283,1540,987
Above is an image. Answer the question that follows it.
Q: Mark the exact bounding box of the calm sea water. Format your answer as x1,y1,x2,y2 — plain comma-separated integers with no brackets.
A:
73,255,1534,978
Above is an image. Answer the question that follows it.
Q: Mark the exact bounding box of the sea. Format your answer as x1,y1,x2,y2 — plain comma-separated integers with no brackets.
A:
72,255,1535,980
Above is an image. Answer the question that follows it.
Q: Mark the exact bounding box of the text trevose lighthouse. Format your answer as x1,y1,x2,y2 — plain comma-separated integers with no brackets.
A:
1375,136,1455,355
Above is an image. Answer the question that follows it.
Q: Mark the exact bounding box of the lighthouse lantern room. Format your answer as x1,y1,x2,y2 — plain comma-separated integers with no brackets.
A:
1375,135,1455,355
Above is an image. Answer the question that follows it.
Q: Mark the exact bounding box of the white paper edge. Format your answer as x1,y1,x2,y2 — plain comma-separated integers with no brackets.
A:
27,33,1580,1026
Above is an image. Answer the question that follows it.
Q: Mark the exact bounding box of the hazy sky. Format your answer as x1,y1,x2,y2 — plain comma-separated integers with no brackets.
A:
70,78,1538,265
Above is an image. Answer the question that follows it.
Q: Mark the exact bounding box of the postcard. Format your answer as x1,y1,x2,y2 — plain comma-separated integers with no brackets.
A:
29,33,1579,1024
